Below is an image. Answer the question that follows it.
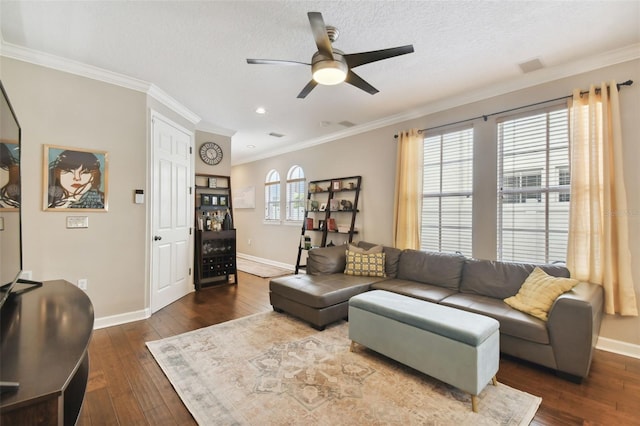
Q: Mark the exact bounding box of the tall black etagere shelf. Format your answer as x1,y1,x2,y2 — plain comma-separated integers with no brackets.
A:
194,174,237,288
295,175,362,274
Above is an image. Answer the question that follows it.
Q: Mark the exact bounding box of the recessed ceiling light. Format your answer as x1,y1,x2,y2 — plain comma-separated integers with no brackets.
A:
247,144,256,149
255,107,266,114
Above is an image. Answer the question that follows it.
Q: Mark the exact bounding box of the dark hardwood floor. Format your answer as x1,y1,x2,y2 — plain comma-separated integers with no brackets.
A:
77,271,640,425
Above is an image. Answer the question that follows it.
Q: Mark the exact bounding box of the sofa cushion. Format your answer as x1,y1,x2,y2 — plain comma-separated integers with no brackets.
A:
344,251,386,277
441,293,550,344
306,244,348,275
269,273,381,308
396,249,465,290
504,267,579,321
357,241,402,278
371,279,458,303
460,258,571,299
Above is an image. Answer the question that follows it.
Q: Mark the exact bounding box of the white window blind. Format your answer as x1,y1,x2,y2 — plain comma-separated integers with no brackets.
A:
497,107,570,263
421,127,473,255
264,169,281,220
286,165,305,221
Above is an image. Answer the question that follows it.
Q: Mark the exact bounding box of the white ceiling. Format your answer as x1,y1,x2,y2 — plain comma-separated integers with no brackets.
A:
1,1,639,165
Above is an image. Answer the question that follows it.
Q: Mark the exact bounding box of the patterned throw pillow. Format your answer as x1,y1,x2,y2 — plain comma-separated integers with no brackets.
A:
344,250,386,277
504,267,578,321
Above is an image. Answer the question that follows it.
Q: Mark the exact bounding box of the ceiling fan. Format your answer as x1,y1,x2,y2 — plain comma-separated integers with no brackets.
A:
246,12,415,99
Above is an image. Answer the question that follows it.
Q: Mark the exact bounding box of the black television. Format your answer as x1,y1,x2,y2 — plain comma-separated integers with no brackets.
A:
0,81,40,313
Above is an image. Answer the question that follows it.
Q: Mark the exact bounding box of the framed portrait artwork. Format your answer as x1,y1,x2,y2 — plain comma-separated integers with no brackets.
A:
43,145,109,211
0,142,20,211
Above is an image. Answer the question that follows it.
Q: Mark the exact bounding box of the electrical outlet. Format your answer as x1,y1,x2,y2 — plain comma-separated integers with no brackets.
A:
77,279,88,290
248,238,252,246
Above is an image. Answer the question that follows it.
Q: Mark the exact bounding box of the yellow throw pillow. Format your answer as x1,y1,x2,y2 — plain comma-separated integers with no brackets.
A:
504,267,578,321
344,250,386,277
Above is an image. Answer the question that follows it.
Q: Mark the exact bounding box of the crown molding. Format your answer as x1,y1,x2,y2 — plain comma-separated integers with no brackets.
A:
0,40,201,124
196,121,236,138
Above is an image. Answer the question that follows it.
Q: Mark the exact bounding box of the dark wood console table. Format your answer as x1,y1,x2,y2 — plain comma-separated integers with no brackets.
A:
0,280,94,425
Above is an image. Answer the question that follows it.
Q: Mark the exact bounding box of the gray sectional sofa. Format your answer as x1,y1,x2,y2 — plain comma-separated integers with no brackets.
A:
269,241,604,382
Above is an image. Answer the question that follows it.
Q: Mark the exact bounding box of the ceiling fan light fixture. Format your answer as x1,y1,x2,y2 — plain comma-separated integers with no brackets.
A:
312,60,347,85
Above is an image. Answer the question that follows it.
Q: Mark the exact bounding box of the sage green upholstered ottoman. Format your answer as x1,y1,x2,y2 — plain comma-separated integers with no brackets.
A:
349,290,500,412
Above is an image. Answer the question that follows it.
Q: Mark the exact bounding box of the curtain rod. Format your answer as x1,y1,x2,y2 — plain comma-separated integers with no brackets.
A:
393,79,634,138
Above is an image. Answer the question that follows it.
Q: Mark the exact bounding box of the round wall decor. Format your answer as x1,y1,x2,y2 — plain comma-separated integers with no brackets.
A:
199,142,223,165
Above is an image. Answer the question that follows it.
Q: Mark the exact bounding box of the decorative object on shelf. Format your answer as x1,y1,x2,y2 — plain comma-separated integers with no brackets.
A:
211,195,219,206
199,142,223,166
309,183,317,192
222,209,233,231
327,218,337,231
310,200,319,211
332,180,342,191
219,195,228,206
329,199,340,211
318,220,326,230
319,203,327,211
327,240,335,247
348,182,355,189
304,236,311,249
43,144,108,211
306,218,314,230
201,194,211,206
340,199,353,210
208,177,217,188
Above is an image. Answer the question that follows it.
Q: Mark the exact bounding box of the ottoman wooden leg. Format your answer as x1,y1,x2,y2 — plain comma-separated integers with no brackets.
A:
492,376,498,386
350,341,357,352
471,395,479,413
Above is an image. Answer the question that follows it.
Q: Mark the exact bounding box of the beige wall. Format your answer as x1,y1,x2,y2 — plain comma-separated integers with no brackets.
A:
232,59,640,348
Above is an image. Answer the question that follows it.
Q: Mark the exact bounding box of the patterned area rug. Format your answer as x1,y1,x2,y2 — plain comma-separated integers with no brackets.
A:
147,312,541,425
236,258,293,278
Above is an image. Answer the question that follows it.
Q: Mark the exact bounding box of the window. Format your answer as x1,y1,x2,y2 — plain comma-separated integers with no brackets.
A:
421,127,473,255
286,165,306,221
264,169,280,221
497,107,570,263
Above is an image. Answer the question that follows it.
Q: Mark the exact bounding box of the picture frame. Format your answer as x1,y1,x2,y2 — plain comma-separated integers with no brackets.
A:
329,199,340,211
318,220,325,230
319,202,327,212
218,195,228,206
332,180,342,191
201,194,211,206
0,142,20,211
210,195,219,206
208,177,217,188
43,145,108,211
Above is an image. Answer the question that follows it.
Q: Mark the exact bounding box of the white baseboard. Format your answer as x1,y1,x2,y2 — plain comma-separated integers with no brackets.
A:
596,336,640,359
94,308,151,330
236,252,295,271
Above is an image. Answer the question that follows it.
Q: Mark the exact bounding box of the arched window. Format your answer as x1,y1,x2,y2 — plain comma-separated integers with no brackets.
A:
264,169,281,221
286,165,306,221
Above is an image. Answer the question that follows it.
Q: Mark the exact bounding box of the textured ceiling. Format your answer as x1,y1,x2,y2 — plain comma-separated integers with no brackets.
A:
1,1,639,164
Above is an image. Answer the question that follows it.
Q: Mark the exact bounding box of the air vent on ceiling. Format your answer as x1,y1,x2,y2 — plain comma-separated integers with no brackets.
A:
518,58,544,74
338,120,356,128
269,132,285,138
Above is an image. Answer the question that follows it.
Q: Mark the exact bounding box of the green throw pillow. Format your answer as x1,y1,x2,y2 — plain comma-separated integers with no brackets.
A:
344,250,386,277
504,267,578,321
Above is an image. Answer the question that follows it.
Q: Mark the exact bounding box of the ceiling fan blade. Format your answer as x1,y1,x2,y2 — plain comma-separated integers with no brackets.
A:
297,80,318,99
246,59,310,66
345,70,379,95
307,12,334,59
344,45,414,69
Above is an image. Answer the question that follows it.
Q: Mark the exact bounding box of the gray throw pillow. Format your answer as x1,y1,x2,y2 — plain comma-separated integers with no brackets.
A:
306,244,348,275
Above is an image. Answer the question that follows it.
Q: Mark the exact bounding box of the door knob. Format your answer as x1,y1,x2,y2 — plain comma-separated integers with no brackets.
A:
154,236,162,241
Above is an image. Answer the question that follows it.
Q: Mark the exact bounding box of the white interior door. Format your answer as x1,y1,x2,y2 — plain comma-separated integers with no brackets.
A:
150,112,193,313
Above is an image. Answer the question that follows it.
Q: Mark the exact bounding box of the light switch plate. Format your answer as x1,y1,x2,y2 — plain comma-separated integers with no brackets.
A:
66,216,89,229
